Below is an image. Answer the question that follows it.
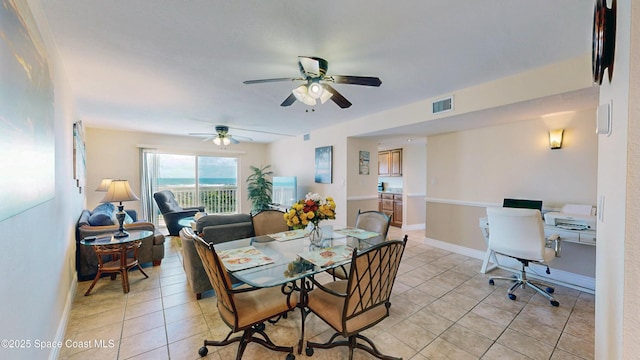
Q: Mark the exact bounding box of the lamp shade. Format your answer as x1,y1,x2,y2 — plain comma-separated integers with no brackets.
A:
549,129,564,149
101,180,140,203
292,85,316,106
95,178,113,192
213,136,231,146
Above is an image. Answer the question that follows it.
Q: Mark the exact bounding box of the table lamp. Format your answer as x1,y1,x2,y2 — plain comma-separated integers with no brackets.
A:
101,180,140,238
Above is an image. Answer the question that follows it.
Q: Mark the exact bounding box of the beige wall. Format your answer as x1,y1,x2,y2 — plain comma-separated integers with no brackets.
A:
0,1,84,359
426,110,597,251
427,108,598,206
85,128,270,215
403,142,427,227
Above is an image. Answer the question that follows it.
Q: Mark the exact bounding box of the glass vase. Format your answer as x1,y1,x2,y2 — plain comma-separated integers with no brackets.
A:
309,223,323,245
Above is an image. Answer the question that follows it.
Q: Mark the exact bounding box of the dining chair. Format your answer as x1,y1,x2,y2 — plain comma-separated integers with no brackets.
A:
192,234,297,359
327,209,391,280
486,206,560,306
304,235,407,360
251,209,288,236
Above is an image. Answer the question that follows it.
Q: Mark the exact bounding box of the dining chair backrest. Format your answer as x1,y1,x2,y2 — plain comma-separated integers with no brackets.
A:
355,209,391,238
192,235,237,324
343,235,407,326
251,209,288,236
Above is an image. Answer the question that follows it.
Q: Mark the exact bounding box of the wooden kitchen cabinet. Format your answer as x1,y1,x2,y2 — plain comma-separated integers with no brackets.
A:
391,194,403,227
378,149,402,176
379,192,402,227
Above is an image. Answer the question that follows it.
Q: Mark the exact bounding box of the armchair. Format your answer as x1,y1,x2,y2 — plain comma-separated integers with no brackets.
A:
328,209,391,280
304,235,407,360
192,233,297,359
251,209,288,236
153,190,205,236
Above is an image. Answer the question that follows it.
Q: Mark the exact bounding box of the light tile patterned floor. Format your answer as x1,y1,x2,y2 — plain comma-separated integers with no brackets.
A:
60,228,594,359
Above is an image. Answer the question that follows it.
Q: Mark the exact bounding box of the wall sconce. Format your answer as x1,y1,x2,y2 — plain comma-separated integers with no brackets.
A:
549,129,564,150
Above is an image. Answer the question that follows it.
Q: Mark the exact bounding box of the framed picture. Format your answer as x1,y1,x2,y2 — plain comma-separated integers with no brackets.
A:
315,146,333,184
73,121,86,193
359,150,370,175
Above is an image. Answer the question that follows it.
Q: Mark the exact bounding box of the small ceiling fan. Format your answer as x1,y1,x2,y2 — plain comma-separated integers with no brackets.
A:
189,125,250,145
243,56,382,108
189,125,295,145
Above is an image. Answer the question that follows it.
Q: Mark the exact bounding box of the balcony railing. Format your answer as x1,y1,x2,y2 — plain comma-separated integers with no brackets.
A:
158,185,237,214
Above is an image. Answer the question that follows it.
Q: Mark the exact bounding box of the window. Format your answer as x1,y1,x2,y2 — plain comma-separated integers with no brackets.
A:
141,151,238,228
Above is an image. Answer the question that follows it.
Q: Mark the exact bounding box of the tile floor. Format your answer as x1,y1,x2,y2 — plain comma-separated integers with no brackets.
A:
60,227,594,359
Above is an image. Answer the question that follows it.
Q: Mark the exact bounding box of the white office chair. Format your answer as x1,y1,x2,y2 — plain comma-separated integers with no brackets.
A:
486,207,560,307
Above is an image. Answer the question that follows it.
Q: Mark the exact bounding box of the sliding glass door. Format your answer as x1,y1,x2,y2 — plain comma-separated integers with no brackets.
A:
141,151,238,228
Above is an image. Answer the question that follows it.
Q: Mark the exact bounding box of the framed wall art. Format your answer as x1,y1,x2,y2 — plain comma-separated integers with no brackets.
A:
0,1,55,221
359,150,370,175
73,121,86,193
314,146,333,184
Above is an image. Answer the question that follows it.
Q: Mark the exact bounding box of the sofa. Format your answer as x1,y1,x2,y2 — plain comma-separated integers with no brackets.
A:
181,213,257,299
195,213,256,244
76,204,165,281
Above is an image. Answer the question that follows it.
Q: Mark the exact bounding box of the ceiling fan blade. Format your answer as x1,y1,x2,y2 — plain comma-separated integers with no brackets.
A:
188,132,216,136
230,126,295,137
324,84,352,108
243,77,301,84
280,93,297,107
228,136,240,144
330,75,382,87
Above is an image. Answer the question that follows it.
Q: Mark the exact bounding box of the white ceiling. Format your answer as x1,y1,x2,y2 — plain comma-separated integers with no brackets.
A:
40,1,597,144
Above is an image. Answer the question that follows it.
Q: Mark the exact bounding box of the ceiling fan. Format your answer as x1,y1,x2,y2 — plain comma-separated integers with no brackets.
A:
243,56,382,109
189,125,294,145
189,125,250,145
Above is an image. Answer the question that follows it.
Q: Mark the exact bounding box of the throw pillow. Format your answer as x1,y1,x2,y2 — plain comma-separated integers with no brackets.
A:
88,203,116,226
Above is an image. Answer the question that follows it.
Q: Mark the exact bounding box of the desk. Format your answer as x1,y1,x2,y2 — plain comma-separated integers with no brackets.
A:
81,230,152,295
478,217,596,293
213,227,386,353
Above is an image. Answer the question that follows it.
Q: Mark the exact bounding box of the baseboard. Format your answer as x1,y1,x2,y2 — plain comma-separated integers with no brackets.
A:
423,237,487,259
401,223,426,231
422,237,595,294
49,274,78,360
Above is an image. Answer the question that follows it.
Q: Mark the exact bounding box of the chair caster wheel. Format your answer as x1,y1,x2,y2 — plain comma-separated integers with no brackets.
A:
305,347,314,356
508,293,517,301
286,353,295,360
546,287,554,294
550,300,560,307
256,323,266,331
489,279,494,285
198,346,208,357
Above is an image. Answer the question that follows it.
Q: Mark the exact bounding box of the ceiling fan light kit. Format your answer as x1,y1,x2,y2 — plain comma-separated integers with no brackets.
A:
244,56,381,109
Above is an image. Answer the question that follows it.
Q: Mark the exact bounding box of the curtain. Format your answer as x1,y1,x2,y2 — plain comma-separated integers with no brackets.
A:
140,148,158,226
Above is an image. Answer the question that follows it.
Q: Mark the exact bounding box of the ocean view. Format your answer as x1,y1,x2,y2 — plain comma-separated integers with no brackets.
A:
158,178,236,186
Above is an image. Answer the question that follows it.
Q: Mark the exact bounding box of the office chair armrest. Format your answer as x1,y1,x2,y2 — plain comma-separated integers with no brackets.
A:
307,275,347,298
546,234,562,258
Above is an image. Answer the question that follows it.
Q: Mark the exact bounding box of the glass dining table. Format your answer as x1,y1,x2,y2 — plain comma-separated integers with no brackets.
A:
211,225,386,353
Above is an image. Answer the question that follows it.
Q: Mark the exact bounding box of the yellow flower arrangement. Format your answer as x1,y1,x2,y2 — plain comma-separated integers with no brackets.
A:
283,193,336,230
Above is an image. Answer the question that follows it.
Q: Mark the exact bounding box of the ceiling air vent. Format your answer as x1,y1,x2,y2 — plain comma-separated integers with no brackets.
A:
432,96,453,114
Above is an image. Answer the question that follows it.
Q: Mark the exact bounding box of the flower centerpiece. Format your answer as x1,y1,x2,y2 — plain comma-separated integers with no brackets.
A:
283,193,336,244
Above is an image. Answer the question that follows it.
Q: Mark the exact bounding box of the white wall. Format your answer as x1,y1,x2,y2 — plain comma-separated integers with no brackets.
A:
0,1,84,359
85,128,270,215
624,2,640,357
595,0,635,358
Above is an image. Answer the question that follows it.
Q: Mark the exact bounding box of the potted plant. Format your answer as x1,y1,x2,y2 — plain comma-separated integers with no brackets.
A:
246,165,273,214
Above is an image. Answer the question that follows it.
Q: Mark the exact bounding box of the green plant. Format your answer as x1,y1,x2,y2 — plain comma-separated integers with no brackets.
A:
246,165,273,214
